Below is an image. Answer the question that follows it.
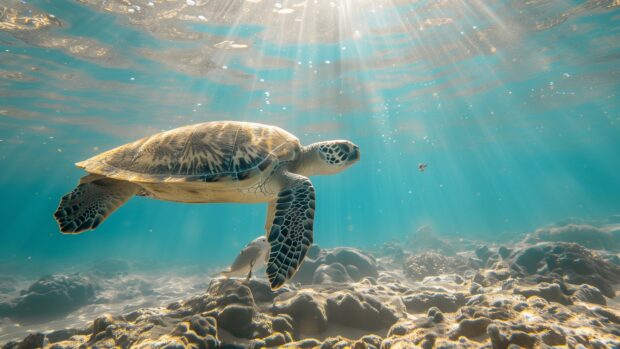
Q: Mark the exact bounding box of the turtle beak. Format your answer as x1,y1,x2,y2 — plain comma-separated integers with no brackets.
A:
348,145,360,162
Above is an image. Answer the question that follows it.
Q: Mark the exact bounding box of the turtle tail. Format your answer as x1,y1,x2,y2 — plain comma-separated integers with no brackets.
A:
54,176,139,234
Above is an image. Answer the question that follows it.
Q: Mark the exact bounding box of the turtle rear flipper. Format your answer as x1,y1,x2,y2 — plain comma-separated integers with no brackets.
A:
54,177,139,234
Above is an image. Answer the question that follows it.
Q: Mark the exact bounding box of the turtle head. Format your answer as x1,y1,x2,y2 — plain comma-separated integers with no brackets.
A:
296,140,360,176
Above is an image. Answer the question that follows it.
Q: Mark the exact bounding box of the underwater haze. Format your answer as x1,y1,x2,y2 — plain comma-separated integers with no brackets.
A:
1,0,620,345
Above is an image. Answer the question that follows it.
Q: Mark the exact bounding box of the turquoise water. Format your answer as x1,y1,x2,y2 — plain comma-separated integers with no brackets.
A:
1,0,619,271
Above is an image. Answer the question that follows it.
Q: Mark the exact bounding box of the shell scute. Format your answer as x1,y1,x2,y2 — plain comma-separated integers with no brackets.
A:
77,121,301,183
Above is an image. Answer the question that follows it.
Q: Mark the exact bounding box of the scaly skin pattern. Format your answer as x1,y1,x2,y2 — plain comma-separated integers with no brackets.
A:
266,174,315,289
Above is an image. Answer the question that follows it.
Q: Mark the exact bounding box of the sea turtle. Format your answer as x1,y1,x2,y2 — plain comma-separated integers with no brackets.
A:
54,121,360,289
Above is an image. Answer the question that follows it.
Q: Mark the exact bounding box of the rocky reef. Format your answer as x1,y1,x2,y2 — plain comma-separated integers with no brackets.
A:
524,223,620,250
0,274,95,323
2,224,620,349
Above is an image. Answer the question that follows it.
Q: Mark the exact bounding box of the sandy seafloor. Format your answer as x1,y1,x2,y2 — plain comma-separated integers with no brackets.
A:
1,218,620,349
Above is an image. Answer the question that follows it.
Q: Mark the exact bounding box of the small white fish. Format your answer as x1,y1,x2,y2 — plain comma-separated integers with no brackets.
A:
221,236,269,280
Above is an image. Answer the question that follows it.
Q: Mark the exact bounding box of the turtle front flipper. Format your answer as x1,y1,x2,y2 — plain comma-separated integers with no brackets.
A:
54,177,139,234
265,172,315,289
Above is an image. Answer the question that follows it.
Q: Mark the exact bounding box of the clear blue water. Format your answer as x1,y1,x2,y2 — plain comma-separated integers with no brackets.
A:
1,0,619,271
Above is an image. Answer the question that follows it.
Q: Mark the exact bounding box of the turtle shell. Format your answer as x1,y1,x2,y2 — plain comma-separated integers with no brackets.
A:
76,121,302,183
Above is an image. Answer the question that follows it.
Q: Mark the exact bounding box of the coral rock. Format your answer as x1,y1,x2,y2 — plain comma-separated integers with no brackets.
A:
0,273,95,322
450,317,492,339
573,284,606,305
514,283,572,305
402,291,467,313
325,291,399,330
313,263,354,284
272,291,328,335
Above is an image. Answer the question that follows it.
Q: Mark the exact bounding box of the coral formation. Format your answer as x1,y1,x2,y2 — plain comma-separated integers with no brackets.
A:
0,274,95,323
525,223,620,250
1,243,619,349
